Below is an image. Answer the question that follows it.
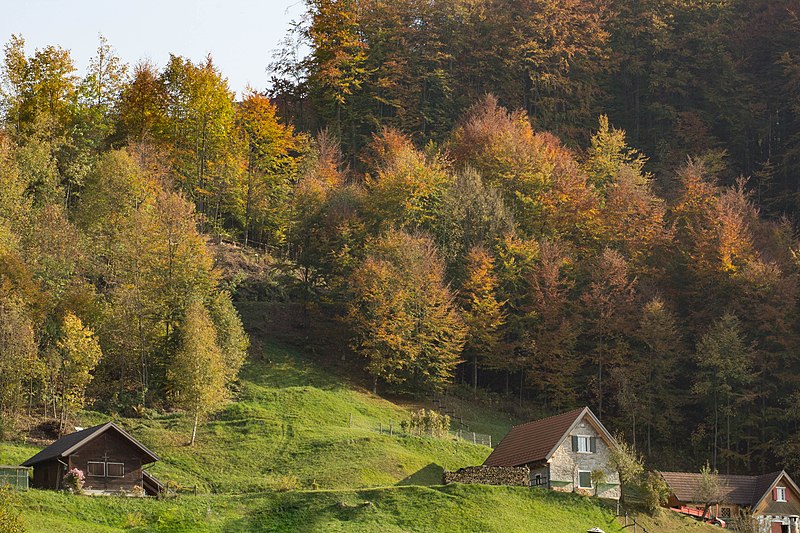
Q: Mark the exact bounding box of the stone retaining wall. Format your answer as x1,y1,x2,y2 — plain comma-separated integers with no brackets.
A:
443,465,530,486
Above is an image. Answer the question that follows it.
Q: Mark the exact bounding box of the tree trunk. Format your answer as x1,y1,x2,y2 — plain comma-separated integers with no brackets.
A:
190,411,199,446
713,389,718,471
598,361,604,420
726,400,731,475
473,355,478,397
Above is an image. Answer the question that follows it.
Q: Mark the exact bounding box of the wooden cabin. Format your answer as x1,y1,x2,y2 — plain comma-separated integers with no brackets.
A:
21,422,162,495
661,470,800,532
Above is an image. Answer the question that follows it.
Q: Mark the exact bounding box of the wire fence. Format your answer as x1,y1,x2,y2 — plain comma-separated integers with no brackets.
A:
359,415,493,447
451,428,492,447
0,466,30,490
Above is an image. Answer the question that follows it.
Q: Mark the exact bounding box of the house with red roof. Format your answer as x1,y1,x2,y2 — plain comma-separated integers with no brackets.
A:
483,406,621,500
661,470,800,532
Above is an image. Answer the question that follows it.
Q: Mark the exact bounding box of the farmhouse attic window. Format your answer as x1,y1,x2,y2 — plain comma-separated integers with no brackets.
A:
572,435,596,453
87,461,105,477
578,470,592,489
775,487,787,502
106,462,125,478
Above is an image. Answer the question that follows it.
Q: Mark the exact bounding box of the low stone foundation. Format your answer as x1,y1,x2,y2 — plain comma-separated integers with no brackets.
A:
443,465,530,486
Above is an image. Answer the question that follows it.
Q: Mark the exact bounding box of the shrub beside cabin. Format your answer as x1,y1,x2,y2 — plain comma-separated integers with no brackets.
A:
21,422,163,495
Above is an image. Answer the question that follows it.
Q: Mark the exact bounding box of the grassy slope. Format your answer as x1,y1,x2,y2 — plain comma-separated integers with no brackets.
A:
2,340,490,492
623,509,722,533
12,485,628,533
0,302,718,532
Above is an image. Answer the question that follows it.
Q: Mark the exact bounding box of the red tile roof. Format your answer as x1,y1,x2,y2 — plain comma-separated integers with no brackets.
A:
483,407,589,467
660,471,782,506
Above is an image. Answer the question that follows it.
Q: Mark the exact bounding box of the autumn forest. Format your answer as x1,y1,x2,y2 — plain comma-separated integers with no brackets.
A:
1,0,800,480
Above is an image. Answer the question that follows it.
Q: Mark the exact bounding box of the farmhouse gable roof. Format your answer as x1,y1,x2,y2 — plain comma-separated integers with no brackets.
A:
483,406,616,467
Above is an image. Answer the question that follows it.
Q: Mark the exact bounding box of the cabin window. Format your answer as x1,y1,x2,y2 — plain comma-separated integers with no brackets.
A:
87,461,105,477
776,487,787,502
719,507,731,518
578,470,592,489
106,462,125,478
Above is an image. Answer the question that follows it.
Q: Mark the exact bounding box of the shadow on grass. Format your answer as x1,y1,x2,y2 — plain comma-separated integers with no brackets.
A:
396,463,444,486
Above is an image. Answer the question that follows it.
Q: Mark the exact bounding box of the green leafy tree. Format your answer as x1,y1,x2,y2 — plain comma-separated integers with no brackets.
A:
642,472,670,515
161,54,238,234
694,313,752,473
635,297,682,457
168,299,227,446
697,461,722,521
609,436,644,487
75,34,128,149
208,290,249,384
435,168,514,278
584,115,647,190
0,34,27,137
0,294,36,437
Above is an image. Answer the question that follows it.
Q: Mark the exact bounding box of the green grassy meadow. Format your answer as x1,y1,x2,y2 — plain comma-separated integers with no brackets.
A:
10,485,629,533
0,303,717,532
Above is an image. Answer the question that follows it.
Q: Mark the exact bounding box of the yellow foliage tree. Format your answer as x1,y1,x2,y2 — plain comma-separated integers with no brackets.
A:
348,230,466,393
55,312,102,436
459,246,505,395
168,299,227,446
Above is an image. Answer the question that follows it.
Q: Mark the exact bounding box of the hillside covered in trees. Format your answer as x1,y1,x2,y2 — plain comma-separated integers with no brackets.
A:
1,0,800,483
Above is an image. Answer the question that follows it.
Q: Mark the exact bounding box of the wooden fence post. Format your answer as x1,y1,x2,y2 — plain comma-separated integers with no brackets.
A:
349,413,353,428
389,419,393,436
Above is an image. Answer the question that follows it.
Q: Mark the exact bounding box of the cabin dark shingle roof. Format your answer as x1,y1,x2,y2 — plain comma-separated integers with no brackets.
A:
21,422,159,467
660,471,783,507
484,407,595,467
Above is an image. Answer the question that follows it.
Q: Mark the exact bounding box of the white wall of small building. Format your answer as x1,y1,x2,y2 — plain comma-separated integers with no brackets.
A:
547,417,621,500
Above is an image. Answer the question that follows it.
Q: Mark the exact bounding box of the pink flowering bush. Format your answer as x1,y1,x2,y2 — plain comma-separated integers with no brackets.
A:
63,468,85,494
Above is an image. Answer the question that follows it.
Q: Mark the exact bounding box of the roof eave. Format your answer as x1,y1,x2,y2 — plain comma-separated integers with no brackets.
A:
22,421,159,467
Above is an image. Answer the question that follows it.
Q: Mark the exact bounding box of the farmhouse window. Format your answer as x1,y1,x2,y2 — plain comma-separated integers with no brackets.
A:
578,471,592,489
775,487,787,502
572,435,596,453
719,507,731,518
106,462,125,478
87,461,105,477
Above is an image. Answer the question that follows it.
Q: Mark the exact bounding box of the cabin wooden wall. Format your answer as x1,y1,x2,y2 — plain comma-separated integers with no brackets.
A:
68,430,145,492
31,459,63,490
